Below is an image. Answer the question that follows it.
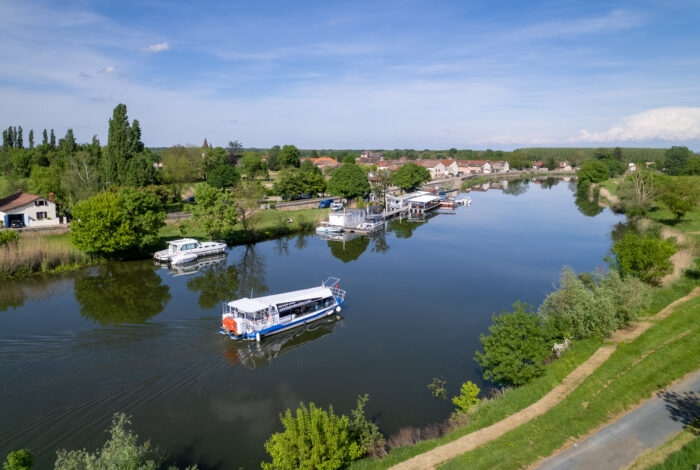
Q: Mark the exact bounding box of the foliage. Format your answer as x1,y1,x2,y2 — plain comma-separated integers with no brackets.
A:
267,145,281,171
539,267,651,339
161,146,201,198
327,163,371,199
664,146,691,175
262,402,364,470
0,230,19,247
279,145,301,168
452,381,481,415
597,156,626,177
234,181,266,240
54,412,196,470
390,163,431,192
239,152,268,179
617,170,656,216
327,236,370,263
427,377,447,400
206,164,239,189
300,159,318,174
188,184,237,241
3,449,33,470
611,233,676,285
343,155,357,165
101,104,149,186
71,190,165,256
577,159,610,184
274,170,326,198
657,175,700,221
349,395,386,459
474,302,553,386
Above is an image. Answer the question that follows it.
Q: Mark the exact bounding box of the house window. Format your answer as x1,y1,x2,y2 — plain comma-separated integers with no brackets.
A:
35,200,46,206
37,212,48,220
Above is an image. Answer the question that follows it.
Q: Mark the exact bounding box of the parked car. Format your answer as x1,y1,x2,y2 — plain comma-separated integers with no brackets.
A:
318,198,334,209
299,193,312,199
10,219,24,228
184,196,195,204
330,202,343,211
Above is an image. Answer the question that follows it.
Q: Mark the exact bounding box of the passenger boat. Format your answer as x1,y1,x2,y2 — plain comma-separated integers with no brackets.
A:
220,278,346,341
153,238,227,264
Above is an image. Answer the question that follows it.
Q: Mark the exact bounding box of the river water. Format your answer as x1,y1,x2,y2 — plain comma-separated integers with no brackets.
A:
0,178,625,468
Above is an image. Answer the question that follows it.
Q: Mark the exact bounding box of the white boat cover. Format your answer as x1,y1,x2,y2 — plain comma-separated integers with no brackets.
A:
229,286,334,313
410,194,440,203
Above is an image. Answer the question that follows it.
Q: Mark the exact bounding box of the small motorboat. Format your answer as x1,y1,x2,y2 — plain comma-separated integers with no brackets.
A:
220,278,346,341
316,223,343,234
153,238,226,263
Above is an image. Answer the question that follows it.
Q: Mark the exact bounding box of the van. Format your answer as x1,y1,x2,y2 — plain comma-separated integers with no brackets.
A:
318,198,333,208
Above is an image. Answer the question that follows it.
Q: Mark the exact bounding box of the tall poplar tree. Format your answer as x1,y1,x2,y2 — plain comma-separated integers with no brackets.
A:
62,129,77,155
17,126,23,148
8,127,14,147
2,129,7,149
50,129,56,148
42,129,48,146
102,104,146,186
29,129,34,149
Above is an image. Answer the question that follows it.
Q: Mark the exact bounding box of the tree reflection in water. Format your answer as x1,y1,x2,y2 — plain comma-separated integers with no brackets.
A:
187,263,240,309
223,315,342,369
502,178,530,196
540,177,560,190
236,245,269,299
386,218,427,239
327,235,370,263
0,276,72,312
74,262,172,325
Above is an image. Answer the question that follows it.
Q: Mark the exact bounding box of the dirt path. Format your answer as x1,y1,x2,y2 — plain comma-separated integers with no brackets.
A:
598,187,619,206
390,287,700,470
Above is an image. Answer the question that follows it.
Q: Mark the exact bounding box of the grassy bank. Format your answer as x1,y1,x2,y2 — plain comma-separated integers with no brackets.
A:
0,232,96,279
159,208,327,245
629,424,699,470
441,285,700,469
349,339,602,469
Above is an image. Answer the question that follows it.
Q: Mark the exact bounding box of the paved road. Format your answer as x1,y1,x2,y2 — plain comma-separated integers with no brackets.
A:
537,369,700,470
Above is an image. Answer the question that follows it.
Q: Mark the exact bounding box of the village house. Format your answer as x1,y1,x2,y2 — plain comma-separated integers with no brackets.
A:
415,160,446,179
457,160,484,175
558,161,572,171
489,161,509,173
0,191,63,228
440,159,459,176
357,151,384,165
532,161,547,171
301,157,342,170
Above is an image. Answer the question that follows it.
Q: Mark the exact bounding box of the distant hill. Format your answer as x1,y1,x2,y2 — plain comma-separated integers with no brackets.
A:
514,147,668,163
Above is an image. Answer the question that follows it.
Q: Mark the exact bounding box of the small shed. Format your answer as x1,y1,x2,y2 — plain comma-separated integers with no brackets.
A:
328,209,366,228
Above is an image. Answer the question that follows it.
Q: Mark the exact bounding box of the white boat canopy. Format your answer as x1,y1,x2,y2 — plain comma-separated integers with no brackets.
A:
228,286,334,313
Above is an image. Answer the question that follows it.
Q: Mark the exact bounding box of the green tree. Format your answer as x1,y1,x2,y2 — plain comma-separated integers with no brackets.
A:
207,164,239,189
577,159,610,184
234,181,265,240
227,140,243,164
122,152,158,187
239,152,268,179
103,104,130,185
267,145,281,171
16,126,23,149
546,157,557,171
275,171,305,198
343,155,356,165
3,449,33,470
617,170,656,216
327,236,370,263
300,159,318,174
62,151,101,205
61,129,77,156
665,146,691,175
280,145,301,168
452,381,481,414
390,163,431,192
189,184,237,241
611,233,676,285
162,146,200,198
327,163,370,199
71,190,165,256
29,165,63,201
28,129,34,149
49,129,56,149
42,129,48,147
201,146,229,177
658,176,700,221
474,302,553,386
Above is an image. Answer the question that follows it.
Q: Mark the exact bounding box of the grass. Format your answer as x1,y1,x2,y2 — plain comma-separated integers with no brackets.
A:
158,208,328,245
628,423,699,470
440,288,700,469
0,232,95,279
597,177,620,195
348,338,603,470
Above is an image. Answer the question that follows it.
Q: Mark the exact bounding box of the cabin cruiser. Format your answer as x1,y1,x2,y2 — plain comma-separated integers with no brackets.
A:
315,222,343,234
153,238,227,265
220,278,346,341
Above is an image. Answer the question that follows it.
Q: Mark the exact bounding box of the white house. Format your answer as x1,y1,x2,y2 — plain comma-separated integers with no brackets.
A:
415,160,446,179
0,191,62,228
440,159,459,176
489,161,509,173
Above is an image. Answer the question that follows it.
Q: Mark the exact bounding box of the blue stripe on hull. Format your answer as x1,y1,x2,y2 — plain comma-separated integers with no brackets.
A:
219,297,344,341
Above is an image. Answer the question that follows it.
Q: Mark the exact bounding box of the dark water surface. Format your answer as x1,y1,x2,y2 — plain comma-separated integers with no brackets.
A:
0,180,624,469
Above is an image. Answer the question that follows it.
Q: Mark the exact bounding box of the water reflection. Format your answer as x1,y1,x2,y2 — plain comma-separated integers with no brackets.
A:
502,178,529,196
575,188,605,217
386,218,428,239
327,235,370,263
157,253,227,277
0,276,72,311
539,177,561,190
74,263,172,325
236,245,268,299
187,263,240,309
223,315,343,369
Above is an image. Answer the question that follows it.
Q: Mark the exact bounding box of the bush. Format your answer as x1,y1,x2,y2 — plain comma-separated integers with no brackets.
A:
577,160,610,184
474,302,554,386
54,413,196,470
452,381,481,415
3,449,34,470
611,233,676,285
427,377,447,400
262,396,384,469
0,230,19,247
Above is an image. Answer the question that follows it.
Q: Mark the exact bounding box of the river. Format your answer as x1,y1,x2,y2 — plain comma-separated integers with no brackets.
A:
0,178,625,468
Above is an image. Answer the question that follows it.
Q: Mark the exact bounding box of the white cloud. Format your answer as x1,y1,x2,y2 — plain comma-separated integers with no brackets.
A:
573,107,700,143
142,42,170,53
98,66,115,74
518,9,645,39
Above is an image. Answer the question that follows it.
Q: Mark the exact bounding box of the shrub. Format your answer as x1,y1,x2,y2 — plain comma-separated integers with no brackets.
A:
3,449,34,470
474,302,553,386
427,377,447,400
349,394,386,459
262,402,363,470
577,160,610,184
0,230,19,247
452,381,481,415
611,233,676,285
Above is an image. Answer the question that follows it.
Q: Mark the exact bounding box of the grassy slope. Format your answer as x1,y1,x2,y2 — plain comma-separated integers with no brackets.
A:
644,436,700,470
441,291,700,469
629,425,699,470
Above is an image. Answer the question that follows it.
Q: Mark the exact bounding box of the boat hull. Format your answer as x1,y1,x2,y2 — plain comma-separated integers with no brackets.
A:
220,299,344,341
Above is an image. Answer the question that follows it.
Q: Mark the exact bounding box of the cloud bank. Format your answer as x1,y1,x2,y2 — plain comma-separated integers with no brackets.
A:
574,107,700,143
142,42,170,53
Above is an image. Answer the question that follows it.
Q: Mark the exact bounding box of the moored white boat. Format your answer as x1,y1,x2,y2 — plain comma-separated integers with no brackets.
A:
154,238,226,263
315,223,343,234
220,278,346,341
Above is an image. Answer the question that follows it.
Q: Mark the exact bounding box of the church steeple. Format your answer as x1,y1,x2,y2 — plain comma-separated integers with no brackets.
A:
202,138,209,149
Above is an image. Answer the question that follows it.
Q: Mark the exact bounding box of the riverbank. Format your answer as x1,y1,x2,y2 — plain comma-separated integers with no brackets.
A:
348,276,700,469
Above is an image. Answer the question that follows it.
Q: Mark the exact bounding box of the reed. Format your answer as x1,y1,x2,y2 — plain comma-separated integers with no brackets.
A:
0,235,92,278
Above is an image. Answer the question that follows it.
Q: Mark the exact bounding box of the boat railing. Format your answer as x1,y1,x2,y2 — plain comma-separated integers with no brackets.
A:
330,286,346,302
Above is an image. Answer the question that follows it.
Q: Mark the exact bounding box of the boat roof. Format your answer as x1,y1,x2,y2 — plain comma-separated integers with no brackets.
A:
411,194,440,203
229,285,333,313
168,238,198,245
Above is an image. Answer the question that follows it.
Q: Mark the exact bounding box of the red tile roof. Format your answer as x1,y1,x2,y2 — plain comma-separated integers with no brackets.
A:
0,191,41,212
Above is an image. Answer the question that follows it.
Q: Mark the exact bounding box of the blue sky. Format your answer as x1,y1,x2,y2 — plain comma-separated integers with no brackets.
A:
1,0,700,150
